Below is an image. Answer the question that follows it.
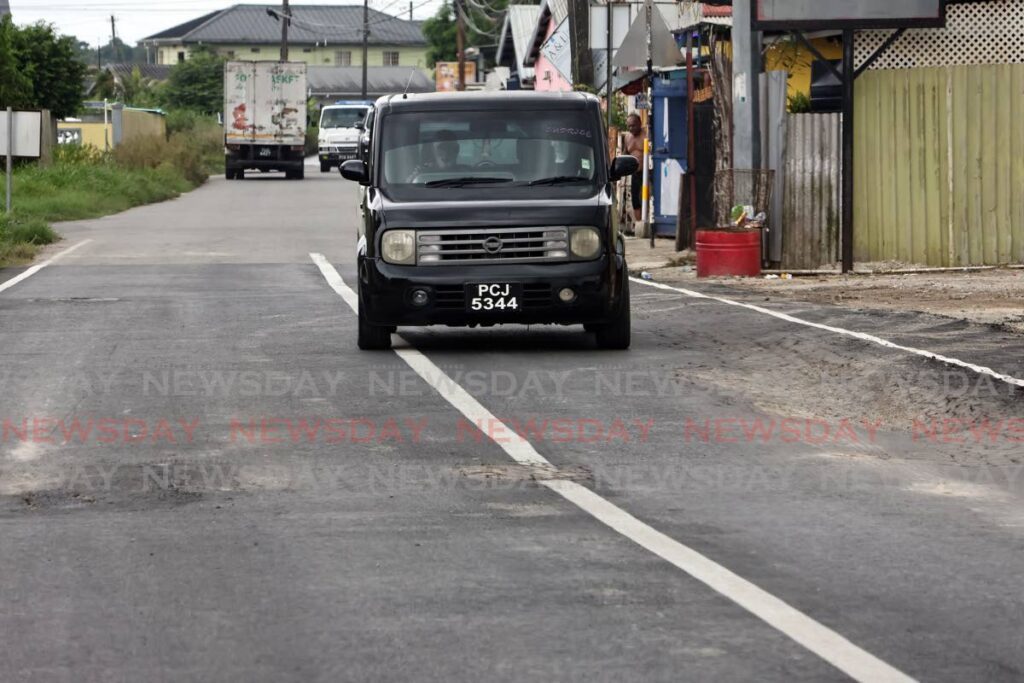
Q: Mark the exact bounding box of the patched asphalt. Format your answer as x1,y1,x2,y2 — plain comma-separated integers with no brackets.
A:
1,171,1022,682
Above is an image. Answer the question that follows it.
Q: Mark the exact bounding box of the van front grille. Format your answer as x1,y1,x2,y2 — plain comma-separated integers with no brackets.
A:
417,227,569,265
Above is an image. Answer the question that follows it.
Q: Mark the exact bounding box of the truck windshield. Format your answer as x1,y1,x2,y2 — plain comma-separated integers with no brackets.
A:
321,107,368,128
379,109,601,201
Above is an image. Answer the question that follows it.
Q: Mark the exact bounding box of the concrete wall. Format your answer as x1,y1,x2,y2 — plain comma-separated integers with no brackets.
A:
122,109,167,142
58,109,166,152
57,121,113,151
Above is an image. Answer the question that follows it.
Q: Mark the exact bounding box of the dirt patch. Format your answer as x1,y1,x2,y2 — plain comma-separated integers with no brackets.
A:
457,463,592,484
654,267,1024,333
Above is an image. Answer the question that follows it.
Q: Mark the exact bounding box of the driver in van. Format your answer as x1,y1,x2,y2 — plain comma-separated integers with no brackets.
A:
432,131,460,169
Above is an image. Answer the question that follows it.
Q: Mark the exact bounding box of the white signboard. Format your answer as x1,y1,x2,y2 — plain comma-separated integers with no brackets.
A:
540,18,573,85
0,111,42,158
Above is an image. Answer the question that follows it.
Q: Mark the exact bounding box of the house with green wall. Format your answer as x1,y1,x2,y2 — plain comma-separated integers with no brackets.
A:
140,4,428,71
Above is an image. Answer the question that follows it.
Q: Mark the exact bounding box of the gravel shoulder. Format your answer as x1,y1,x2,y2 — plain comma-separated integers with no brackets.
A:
631,238,1024,334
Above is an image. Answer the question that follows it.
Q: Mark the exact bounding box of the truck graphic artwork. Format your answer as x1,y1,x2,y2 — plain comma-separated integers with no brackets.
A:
231,103,249,131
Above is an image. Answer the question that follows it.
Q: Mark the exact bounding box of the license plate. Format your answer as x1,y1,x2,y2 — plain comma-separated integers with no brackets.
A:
259,147,272,157
466,283,522,312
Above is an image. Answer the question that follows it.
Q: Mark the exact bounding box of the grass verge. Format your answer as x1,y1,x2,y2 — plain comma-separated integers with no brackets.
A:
0,116,222,267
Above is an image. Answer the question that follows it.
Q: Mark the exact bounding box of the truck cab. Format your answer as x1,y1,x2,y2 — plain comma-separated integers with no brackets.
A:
318,101,372,173
338,92,639,350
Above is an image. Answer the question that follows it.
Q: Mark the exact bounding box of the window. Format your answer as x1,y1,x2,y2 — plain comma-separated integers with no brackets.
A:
303,47,312,53
335,50,352,66
383,51,400,66
320,107,369,129
250,47,260,53
225,50,235,59
177,51,186,63
380,109,600,202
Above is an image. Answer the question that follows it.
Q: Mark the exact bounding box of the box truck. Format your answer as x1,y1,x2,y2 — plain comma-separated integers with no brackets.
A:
224,61,308,180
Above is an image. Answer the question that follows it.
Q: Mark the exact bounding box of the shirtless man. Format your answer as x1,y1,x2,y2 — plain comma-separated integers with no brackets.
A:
624,113,646,221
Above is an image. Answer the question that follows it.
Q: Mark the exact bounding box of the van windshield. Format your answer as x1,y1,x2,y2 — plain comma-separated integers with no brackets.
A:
379,109,601,201
320,107,369,128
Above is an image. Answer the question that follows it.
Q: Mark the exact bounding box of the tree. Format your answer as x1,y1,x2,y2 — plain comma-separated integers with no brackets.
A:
162,47,224,112
422,2,457,67
93,65,163,108
422,0,510,68
10,21,86,118
0,16,33,110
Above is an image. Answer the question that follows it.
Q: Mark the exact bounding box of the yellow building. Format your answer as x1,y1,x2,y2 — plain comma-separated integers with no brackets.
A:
58,105,167,151
764,35,845,102
141,4,428,70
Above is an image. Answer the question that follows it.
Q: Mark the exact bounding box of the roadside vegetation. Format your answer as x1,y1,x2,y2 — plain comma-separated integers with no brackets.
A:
0,117,222,266
1,22,227,267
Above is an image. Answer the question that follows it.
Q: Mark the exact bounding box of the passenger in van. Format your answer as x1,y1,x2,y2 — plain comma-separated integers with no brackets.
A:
515,138,556,181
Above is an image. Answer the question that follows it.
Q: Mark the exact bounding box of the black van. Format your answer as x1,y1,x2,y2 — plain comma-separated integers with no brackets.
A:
339,92,639,350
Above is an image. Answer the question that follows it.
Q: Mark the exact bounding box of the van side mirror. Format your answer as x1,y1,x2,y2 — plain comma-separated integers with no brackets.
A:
609,155,640,181
340,159,368,184
354,121,365,130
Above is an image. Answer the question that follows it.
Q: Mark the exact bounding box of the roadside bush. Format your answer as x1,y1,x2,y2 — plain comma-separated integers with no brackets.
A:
305,125,318,157
165,108,215,135
0,213,57,264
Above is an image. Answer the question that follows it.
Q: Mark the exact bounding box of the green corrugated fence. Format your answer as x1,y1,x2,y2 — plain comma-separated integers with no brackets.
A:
854,64,1024,266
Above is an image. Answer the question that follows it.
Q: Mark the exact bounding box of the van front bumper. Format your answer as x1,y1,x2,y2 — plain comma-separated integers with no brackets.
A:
358,255,623,327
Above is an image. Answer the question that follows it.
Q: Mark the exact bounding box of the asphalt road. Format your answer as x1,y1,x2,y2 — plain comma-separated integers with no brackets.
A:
1,165,1023,682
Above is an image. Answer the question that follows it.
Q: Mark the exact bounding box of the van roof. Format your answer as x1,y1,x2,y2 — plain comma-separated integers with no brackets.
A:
378,90,598,113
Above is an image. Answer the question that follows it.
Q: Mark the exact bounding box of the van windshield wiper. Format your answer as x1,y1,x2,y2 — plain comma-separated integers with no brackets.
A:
527,176,591,186
424,177,513,188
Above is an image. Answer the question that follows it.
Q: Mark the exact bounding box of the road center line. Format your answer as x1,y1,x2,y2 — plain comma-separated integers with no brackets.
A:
309,252,915,683
0,240,93,295
632,276,1024,389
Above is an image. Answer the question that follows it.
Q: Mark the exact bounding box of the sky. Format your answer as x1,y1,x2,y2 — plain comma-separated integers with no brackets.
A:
8,0,444,46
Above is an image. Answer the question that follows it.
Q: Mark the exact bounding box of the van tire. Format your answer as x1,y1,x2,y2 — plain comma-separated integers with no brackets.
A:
593,279,631,350
225,168,235,180
358,304,392,350
320,162,331,173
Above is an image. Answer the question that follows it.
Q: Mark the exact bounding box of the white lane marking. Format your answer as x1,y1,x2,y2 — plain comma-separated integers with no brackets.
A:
310,252,359,311
309,252,915,683
0,239,92,295
632,276,1024,389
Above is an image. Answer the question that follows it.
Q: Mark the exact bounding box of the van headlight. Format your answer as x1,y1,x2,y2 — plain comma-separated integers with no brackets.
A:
381,230,416,264
570,226,601,260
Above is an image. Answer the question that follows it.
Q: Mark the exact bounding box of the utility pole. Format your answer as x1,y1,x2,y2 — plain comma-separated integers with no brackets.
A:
110,15,118,62
361,0,369,98
841,29,854,272
643,0,654,245
605,0,613,117
732,0,754,169
409,1,413,20
280,0,289,60
456,0,466,91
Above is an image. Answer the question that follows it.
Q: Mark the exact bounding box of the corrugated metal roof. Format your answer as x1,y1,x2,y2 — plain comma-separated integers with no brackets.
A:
104,63,173,82
307,66,433,97
0,0,11,17
142,4,425,46
496,5,538,80
142,10,221,41
547,0,568,24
